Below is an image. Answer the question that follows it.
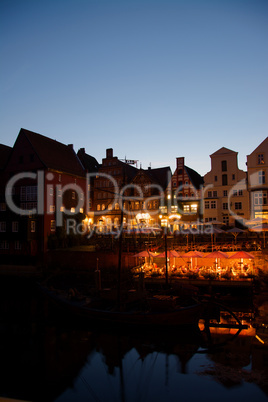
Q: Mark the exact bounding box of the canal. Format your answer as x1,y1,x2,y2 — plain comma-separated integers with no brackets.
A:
0,276,267,402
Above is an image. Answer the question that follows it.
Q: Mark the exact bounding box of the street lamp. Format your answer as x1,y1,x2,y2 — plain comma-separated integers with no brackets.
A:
159,215,169,287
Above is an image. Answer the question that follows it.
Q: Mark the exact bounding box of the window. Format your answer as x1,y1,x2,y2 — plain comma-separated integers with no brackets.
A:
183,205,190,212
211,201,216,209
72,191,76,200
70,207,75,213
14,241,21,250
12,221,18,232
233,190,237,196
79,208,84,213
97,204,101,211
235,202,242,210
222,160,227,171
108,204,112,210
51,220,56,231
0,222,6,232
254,192,267,205
191,204,198,213
213,191,217,197
238,190,243,196
232,174,235,180
222,174,228,186
0,203,6,211
20,186,37,201
258,171,265,184
205,201,210,209
50,205,55,213
223,190,228,197
223,216,229,226
258,154,264,164
115,203,120,210
208,191,212,198
0,241,9,249
30,221,36,233
214,176,217,182
102,204,105,210
222,203,228,210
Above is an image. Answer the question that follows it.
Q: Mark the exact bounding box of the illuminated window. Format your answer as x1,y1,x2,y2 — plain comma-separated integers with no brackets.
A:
70,207,75,213
72,191,76,200
102,204,105,210
51,220,56,231
108,204,112,210
50,205,55,213
115,203,120,210
191,204,197,213
80,208,84,213
97,204,101,211
30,221,36,233
183,205,190,212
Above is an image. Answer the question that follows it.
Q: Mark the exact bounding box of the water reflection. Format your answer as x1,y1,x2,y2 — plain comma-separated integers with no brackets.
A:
0,278,267,401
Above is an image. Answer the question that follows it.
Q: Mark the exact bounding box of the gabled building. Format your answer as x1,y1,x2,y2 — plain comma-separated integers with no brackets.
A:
126,166,172,229
203,147,249,226
93,148,138,232
165,157,204,230
0,128,87,258
247,137,268,220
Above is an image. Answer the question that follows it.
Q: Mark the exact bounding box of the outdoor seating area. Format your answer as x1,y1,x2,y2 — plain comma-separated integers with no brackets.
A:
131,249,257,281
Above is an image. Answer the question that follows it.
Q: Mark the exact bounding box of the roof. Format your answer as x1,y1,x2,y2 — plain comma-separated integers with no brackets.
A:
138,167,172,190
210,147,237,157
0,144,12,169
19,128,86,177
185,165,204,190
77,148,100,173
248,137,268,156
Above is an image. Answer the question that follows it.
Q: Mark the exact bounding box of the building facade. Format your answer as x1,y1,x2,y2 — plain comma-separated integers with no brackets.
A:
247,137,268,220
0,128,87,257
203,147,249,226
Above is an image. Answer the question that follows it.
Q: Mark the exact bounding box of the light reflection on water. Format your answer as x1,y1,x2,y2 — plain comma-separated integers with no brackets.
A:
0,278,267,402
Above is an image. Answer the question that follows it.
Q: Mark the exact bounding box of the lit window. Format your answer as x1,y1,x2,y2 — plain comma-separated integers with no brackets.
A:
80,208,84,213
50,205,55,213
183,205,190,212
70,207,75,213
102,204,105,210
51,220,56,231
30,221,36,233
97,204,101,211
72,191,76,200
191,204,197,213
115,203,120,210
108,204,112,210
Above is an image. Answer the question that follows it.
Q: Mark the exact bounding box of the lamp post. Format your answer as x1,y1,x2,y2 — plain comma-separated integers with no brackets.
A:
160,215,169,287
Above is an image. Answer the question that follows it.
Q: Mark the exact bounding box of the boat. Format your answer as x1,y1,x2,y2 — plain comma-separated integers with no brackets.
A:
38,283,202,328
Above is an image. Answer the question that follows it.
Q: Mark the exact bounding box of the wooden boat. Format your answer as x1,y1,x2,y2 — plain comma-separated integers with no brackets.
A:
39,284,202,328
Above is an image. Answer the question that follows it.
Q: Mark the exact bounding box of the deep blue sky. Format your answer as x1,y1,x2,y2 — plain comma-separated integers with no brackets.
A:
0,0,267,175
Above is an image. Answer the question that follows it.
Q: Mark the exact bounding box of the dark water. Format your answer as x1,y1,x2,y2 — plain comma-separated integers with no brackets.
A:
0,277,267,402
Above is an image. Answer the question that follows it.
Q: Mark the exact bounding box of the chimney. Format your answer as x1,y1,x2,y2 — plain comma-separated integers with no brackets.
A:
80,148,85,154
106,148,113,158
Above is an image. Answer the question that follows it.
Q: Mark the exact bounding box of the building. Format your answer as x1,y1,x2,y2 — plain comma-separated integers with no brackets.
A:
247,137,268,220
92,148,138,232
0,128,87,258
163,157,204,230
127,166,172,229
203,147,249,226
